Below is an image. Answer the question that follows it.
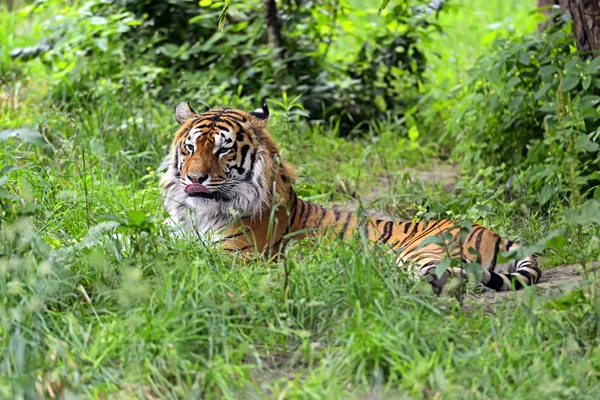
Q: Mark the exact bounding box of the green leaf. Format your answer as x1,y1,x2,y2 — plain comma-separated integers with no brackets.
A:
508,95,523,109
581,95,600,105
539,184,555,206
574,135,599,152
434,258,451,278
564,200,600,225
565,58,580,73
562,76,580,92
518,52,530,66
582,75,592,90
0,129,53,156
534,84,551,100
594,186,600,200
217,0,232,30
584,56,600,73
80,221,121,248
95,37,108,52
378,0,391,14
540,102,556,112
539,65,558,76
415,234,445,250
506,76,520,90
88,16,108,25
408,125,419,141
127,211,147,227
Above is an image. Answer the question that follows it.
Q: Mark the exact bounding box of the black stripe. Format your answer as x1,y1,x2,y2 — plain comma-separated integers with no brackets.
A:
405,220,444,248
301,201,314,229
221,230,246,240
221,110,246,120
403,222,412,234
289,193,298,224
270,194,299,251
215,123,232,132
378,221,390,243
410,250,446,264
397,222,420,248
338,212,353,240
316,206,327,227
421,260,439,270
514,271,533,285
505,239,514,251
509,275,524,290
173,152,180,172
333,210,342,222
489,236,501,271
164,181,176,191
379,221,394,244
465,225,480,244
474,228,485,264
297,200,307,224
485,272,505,291
246,150,257,180
233,144,250,174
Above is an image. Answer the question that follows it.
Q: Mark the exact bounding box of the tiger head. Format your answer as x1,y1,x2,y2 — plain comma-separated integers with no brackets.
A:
160,102,295,229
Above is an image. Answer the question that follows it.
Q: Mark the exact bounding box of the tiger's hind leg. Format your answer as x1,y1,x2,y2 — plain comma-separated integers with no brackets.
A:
399,257,468,296
480,253,542,291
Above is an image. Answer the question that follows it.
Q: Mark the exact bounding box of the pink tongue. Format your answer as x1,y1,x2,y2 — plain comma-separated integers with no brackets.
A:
185,184,209,194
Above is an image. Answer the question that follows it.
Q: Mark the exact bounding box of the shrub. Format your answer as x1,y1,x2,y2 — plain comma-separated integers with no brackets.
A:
12,0,441,135
448,15,600,206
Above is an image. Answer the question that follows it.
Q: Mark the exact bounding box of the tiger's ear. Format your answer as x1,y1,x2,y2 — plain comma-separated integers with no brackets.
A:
174,102,196,125
250,104,269,121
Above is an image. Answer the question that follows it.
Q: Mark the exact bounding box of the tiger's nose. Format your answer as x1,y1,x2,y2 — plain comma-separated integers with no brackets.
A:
187,173,209,184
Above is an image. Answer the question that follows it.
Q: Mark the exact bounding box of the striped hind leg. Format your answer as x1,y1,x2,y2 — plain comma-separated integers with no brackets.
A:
399,256,468,295
481,251,542,291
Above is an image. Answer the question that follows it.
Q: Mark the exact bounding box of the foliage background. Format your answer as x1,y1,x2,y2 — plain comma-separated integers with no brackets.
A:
1,0,600,398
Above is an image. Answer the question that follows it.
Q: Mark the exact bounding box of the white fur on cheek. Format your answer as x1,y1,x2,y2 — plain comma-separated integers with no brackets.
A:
160,144,269,241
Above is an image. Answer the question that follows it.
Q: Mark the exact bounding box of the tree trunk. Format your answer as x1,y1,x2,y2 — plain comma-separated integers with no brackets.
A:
567,0,600,53
7,0,14,12
263,0,284,60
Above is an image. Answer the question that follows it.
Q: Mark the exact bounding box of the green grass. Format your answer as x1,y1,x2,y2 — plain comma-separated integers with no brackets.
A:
1,1,600,399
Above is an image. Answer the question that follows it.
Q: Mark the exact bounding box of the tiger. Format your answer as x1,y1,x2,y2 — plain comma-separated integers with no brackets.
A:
160,102,541,294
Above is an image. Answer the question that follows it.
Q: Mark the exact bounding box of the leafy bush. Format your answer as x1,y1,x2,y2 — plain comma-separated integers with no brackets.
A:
14,0,440,135
449,15,600,206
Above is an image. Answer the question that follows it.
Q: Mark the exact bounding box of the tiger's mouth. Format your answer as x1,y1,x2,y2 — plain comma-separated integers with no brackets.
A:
184,183,230,201
185,183,209,195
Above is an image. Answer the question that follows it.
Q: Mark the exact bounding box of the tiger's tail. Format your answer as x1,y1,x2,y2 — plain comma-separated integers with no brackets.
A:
420,243,541,294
